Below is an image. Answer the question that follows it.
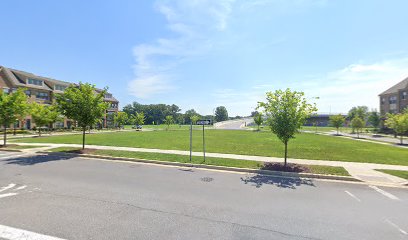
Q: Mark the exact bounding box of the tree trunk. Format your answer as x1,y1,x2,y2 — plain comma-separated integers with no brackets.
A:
337,127,339,135
39,127,41,137
82,127,86,150
257,124,260,131
3,125,7,147
284,141,288,168
401,135,403,145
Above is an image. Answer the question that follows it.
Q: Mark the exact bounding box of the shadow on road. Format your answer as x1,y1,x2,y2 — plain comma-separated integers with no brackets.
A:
2,153,75,166
241,174,315,189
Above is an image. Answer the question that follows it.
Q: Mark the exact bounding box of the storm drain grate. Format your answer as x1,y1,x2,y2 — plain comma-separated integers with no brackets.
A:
200,177,214,182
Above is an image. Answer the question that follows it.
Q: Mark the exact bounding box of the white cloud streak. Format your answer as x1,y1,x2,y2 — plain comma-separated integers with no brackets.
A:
128,0,236,99
214,58,408,115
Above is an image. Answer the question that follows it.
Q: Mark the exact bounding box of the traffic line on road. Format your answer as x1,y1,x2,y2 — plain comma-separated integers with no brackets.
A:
344,190,361,202
14,185,27,191
0,193,18,199
385,219,407,235
0,224,66,240
369,185,400,200
0,184,16,193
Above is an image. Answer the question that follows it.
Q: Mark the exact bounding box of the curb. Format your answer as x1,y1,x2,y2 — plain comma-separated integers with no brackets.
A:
0,149,22,153
39,151,362,183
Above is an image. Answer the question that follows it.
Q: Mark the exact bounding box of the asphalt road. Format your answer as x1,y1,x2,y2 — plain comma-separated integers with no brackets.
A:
0,152,407,240
216,118,252,130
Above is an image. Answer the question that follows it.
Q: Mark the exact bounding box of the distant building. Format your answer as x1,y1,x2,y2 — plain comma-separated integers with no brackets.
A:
0,66,119,129
379,77,408,115
305,113,347,127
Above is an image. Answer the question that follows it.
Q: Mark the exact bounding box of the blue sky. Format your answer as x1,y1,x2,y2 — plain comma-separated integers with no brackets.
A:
1,0,408,116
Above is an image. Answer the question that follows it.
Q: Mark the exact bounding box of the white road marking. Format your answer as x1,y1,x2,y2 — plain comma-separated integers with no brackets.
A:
344,190,361,202
0,193,18,199
369,185,400,200
0,224,66,240
385,219,408,235
0,183,16,193
14,185,27,191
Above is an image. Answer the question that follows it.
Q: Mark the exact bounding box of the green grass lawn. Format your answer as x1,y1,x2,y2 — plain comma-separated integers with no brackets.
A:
13,129,408,165
124,124,210,131
375,169,408,180
48,147,350,176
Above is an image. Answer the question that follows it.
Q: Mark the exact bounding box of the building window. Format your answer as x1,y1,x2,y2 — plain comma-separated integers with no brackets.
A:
104,93,112,99
25,90,31,97
2,87,10,94
389,96,397,104
55,121,64,128
28,78,43,86
381,98,385,104
36,92,49,100
402,91,407,100
55,85,67,91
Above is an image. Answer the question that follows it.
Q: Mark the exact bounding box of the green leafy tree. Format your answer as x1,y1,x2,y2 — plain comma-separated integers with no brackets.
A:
351,117,365,138
329,114,345,135
385,113,408,145
56,83,109,149
253,113,263,131
368,111,381,131
190,115,200,125
215,106,228,122
131,112,145,126
164,115,174,130
0,88,29,146
114,111,128,130
348,106,369,121
30,102,53,136
47,104,63,134
258,89,317,166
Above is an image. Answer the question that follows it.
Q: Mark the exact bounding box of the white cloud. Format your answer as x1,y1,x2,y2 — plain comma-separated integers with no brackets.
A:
128,0,236,99
128,75,175,99
307,58,408,113
213,58,408,116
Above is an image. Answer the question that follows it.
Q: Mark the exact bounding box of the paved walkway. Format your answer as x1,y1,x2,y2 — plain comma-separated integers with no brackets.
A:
10,142,408,187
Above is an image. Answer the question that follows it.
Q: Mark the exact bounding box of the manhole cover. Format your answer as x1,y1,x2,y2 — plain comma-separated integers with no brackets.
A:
201,177,214,182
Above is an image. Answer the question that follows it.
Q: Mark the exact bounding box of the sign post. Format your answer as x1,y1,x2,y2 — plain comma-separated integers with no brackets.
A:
196,120,212,162
189,121,193,162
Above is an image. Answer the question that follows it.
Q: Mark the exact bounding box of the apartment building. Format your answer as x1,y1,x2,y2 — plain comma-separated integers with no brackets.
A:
0,66,119,129
379,77,408,115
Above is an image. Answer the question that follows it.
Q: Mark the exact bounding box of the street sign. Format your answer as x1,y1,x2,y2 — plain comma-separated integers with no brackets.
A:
196,119,212,125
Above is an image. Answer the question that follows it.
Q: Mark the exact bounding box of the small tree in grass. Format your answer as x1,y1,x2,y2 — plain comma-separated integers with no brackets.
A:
258,89,317,167
47,104,63,134
131,112,145,129
56,83,108,149
164,115,174,130
31,102,54,136
351,117,365,138
368,111,381,132
329,114,345,135
0,88,29,146
385,112,408,145
253,113,263,131
190,115,200,125
114,111,128,130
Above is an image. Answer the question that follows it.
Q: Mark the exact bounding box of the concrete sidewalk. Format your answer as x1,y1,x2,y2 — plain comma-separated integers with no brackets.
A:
11,142,408,187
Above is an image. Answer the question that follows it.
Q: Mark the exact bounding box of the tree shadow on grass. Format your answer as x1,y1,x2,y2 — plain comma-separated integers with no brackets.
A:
241,174,315,189
2,153,75,166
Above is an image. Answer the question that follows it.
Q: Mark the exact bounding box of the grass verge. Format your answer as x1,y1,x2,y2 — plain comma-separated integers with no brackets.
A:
48,147,350,176
0,145,47,150
375,169,408,180
14,130,408,166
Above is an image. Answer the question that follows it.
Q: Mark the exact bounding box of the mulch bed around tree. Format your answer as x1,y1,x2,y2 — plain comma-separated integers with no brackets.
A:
261,162,311,173
0,144,19,148
66,148,97,154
